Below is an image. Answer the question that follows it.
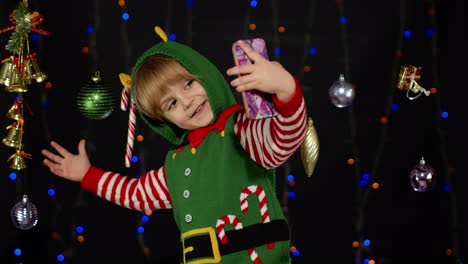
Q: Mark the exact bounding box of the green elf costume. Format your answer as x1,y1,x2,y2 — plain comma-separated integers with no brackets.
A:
81,35,307,263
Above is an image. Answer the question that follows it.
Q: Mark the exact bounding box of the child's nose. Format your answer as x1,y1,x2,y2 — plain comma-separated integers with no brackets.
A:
181,96,193,109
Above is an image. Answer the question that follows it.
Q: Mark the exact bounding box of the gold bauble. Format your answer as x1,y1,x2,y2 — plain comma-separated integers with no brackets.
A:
300,117,320,177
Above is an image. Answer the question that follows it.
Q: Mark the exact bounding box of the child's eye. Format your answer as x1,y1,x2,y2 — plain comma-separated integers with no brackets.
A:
168,100,177,110
185,80,194,89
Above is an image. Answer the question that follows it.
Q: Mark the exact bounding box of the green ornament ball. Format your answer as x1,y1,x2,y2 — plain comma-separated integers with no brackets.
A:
77,71,116,120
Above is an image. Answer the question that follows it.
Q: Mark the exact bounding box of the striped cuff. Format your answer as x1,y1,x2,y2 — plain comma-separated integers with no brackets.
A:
272,77,304,118
81,166,106,194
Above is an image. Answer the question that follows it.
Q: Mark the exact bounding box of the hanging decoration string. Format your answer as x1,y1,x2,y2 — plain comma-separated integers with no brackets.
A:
426,0,460,262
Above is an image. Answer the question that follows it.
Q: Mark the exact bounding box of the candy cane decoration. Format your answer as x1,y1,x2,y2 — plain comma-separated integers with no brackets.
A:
121,87,129,111
216,215,262,264
240,185,274,249
119,73,136,168
124,101,137,168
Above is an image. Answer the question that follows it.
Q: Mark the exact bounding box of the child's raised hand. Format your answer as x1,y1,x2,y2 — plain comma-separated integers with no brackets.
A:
226,40,296,102
41,139,91,182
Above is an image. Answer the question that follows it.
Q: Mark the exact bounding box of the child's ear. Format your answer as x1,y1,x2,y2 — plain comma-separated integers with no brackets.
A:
119,73,131,89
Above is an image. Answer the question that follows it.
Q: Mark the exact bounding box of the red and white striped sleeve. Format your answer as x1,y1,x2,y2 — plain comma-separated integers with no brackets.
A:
81,165,173,211
234,78,307,169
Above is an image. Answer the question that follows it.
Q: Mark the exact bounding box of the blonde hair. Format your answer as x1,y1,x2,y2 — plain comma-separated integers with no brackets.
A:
131,54,197,121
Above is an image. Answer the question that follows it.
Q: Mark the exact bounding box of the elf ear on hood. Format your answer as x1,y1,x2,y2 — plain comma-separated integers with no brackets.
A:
130,27,237,146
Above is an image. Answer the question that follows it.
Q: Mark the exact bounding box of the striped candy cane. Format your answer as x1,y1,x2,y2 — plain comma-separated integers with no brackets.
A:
121,87,129,111
120,86,137,168
240,185,274,249
216,215,262,264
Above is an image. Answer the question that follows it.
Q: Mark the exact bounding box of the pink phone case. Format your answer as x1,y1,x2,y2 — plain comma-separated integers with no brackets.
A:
232,38,278,120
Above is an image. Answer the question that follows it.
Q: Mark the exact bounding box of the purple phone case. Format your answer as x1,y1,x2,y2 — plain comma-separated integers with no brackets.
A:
232,38,278,120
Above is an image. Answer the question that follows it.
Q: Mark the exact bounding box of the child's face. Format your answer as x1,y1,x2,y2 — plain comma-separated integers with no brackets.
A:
158,78,214,130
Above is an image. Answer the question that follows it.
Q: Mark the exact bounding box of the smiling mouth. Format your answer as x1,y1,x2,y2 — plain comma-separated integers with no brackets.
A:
191,101,206,118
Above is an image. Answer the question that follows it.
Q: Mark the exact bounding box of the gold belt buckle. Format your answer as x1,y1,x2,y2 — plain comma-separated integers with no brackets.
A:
181,227,221,264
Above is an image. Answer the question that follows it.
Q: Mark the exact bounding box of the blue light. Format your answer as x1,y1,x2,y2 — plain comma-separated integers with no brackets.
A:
9,172,17,180
122,12,130,21
274,47,281,56
75,226,84,234
404,30,411,38
186,0,193,8
137,226,145,233
30,33,39,41
57,254,65,262
362,173,370,180
287,174,295,181
292,249,300,256
359,180,368,187
141,215,150,223
47,188,56,197
363,259,370,264
41,101,49,108
340,16,348,24
441,111,448,119
86,26,94,34
308,47,317,55
363,239,371,247
425,29,433,37
443,185,450,192
131,155,139,163
169,33,177,41
250,0,258,7
14,248,22,256
288,191,296,199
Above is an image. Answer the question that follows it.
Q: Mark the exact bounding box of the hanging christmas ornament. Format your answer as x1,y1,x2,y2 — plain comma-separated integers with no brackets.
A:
77,71,116,120
409,157,436,192
11,194,39,230
397,65,430,100
6,99,23,120
300,117,320,177
329,73,355,108
2,121,23,148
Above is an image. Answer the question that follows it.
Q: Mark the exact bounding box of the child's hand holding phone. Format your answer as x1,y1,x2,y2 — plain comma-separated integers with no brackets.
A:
227,39,296,119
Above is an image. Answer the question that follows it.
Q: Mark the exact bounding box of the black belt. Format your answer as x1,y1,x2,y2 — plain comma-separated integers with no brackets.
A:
181,219,289,263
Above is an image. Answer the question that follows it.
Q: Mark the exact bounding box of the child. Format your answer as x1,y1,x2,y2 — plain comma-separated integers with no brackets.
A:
42,37,307,263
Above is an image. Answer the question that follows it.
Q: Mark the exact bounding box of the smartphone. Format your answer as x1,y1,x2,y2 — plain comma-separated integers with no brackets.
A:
232,38,278,120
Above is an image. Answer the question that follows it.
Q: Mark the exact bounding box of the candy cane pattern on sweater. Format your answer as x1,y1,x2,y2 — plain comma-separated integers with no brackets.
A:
216,214,262,264
240,185,274,249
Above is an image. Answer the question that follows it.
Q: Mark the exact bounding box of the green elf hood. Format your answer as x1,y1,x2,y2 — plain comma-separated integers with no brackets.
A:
131,41,237,146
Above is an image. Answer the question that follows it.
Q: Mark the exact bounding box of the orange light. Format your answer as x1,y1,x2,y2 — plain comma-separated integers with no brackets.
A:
249,23,257,31
288,180,296,187
445,248,453,256
145,210,153,216
352,241,359,248
369,260,375,264
430,87,437,94
81,46,90,54
77,235,85,243
303,65,311,72
118,0,126,7
45,81,53,89
289,246,296,252
379,116,388,124
278,26,286,33
51,231,60,239
137,134,144,142
143,246,151,255
372,182,379,189
347,158,355,165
